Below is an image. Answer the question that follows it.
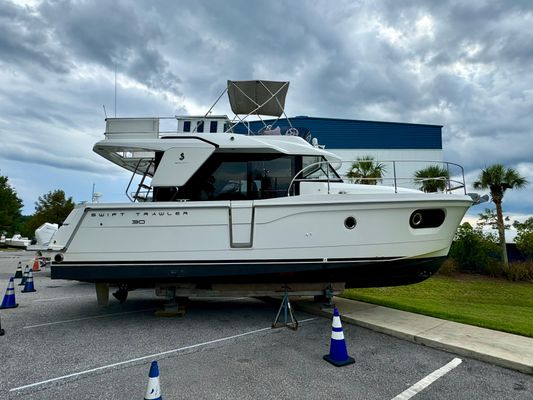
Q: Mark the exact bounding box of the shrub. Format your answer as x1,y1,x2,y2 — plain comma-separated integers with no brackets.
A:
448,223,500,274
502,261,533,282
484,260,504,278
437,258,458,276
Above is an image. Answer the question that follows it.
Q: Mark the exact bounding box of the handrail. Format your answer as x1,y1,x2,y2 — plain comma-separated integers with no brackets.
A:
125,158,154,202
288,160,467,196
125,159,144,202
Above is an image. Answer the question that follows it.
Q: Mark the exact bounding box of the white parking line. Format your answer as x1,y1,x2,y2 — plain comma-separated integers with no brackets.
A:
23,308,157,329
392,358,462,400
24,297,251,328
10,317,318,393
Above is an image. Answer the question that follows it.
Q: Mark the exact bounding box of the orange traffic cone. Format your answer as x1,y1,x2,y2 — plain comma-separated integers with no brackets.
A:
32,257,41,272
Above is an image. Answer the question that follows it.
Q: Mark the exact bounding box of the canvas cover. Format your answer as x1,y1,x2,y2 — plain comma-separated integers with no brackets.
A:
227,80,289,117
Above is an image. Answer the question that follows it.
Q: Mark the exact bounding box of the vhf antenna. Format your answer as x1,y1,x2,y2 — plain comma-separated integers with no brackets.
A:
114,63,117,117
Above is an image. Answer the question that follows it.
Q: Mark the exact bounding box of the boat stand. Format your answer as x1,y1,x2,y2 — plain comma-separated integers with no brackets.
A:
322,285,334,308
272,288,298,330
112,284,129,304
155,287,187,317
313,285,334,308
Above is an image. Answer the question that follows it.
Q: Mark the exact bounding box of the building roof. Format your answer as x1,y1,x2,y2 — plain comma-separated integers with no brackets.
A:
233,116,442,150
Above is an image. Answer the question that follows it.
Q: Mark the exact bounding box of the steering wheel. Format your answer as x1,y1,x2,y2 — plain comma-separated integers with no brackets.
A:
285,127,299,136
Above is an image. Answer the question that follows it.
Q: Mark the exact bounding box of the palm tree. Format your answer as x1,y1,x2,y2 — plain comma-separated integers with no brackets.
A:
414,164,449,193
347,156,386,185
473,164,528,267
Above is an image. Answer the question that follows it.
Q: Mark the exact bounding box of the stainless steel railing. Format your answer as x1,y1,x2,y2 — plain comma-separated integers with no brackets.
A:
288,160,467,196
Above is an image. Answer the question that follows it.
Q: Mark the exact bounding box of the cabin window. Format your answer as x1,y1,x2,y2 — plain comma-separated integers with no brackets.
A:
183,121,191,132
249,157,293,199
210,121,218,133
176,154,296,201
196,121,204,133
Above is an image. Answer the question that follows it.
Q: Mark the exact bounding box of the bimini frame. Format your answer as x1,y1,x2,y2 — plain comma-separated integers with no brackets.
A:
202,80,294,134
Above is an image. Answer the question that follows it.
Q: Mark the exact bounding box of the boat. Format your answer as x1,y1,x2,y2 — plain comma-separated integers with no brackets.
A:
48,80,474,304
27,222,59,253
5,234,31,249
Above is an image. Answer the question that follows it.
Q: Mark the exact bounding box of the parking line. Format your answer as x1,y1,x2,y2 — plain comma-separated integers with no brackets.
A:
392,357,462,400
24,297,251,328
35,295,95,302
23,308,158,329
10,317,318,393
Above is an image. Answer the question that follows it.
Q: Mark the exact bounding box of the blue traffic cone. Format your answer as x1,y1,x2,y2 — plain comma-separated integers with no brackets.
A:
19,265,29,286
144,361,162,400
0,278,19,309
14,262,23,279
21,269,36,293
323,307,355,367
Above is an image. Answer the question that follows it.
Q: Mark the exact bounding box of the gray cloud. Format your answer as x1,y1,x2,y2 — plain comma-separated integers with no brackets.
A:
0,0,532,215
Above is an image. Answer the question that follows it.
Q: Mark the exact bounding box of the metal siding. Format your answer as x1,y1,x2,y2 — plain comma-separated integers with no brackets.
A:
233,117,442,150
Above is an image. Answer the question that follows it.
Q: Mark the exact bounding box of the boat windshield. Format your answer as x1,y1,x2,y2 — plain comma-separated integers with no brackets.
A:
301,156,342,181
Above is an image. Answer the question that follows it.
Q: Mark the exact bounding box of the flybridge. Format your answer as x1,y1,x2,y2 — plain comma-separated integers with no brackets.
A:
104,115,231,139
103,80,293,139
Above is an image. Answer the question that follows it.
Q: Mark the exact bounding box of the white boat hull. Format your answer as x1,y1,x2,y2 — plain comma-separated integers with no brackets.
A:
50,193,470,287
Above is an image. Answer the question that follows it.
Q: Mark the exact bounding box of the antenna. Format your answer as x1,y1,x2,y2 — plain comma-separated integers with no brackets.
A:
102,105,108,119
114,63,117,117
91,183,103,203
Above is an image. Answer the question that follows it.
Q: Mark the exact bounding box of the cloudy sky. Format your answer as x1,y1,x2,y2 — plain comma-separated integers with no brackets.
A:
1,0,532,222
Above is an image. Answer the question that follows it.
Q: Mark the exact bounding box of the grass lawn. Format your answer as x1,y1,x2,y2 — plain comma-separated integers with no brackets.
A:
342,273,533,338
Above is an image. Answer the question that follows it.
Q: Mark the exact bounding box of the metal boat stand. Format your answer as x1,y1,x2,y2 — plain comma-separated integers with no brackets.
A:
0,313,5,336
272,287,298,330
112,284,129,304
313,285,335,309
155,287,187,317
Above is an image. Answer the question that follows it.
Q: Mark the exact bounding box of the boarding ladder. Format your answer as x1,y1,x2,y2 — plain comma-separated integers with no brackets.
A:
126,158,154,202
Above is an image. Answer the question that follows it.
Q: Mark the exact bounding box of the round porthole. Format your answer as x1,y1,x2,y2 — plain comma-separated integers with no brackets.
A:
410,212,423,227
344,216,357,229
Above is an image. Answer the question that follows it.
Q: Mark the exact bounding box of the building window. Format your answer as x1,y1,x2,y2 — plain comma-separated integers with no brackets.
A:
196,121,204,133
183,121,191,132
210,121,218,133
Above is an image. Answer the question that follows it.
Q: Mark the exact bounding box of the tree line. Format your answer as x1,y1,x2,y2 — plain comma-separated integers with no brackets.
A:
0,174,75,239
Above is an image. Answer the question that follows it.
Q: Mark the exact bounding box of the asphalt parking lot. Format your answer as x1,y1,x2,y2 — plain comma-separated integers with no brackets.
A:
0,251,531,399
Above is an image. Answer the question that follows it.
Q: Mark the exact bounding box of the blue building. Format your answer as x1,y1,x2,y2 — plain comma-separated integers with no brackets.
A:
234,116,444,187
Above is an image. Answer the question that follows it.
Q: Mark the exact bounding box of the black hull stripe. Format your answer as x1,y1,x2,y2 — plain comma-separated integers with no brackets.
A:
51,256,447,289
54,257,402,267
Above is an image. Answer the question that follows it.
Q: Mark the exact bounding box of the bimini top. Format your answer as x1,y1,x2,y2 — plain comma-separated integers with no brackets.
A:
227,80,289,117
